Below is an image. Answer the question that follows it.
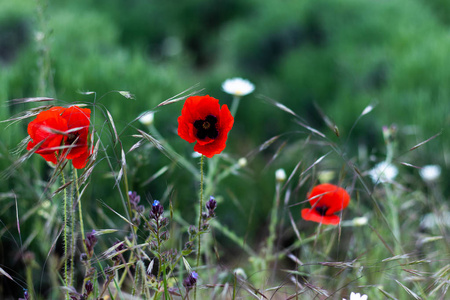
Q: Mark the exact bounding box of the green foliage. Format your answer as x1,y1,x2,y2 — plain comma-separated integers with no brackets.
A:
0,0,449,299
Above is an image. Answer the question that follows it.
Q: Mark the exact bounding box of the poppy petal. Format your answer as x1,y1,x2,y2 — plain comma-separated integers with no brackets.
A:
307,183,350,214
178,95,233,158
301,208,341,225
27,106,92,169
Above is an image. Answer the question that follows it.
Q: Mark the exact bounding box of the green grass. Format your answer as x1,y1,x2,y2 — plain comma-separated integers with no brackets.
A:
0,0,449,299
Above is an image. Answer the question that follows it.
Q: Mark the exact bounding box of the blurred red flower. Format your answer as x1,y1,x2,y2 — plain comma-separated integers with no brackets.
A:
301,183,350,225
177,95,234,158
27,106,91,169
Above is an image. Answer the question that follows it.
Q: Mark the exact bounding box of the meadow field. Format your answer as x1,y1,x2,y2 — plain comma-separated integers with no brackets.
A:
0,0,449,299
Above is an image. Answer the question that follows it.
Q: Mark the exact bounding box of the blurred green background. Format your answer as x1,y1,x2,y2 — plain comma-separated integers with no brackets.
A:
0,0,449,297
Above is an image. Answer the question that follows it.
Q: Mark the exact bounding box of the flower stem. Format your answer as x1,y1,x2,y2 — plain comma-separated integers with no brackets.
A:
230,95,241,117
69,170,75,288
265,179,281,281
195,155,204,300
61,171,70,300
74,170,88,265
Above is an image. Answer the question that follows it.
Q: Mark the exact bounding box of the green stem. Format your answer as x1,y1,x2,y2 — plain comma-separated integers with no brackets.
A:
230,95,241,117
74,169,90,277
69,170,75,288
195,155,204,300
61,171,70,300
266,181,281,261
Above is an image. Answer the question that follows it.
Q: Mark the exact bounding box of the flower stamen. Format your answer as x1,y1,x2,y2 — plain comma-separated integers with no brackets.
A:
194,115,218,140
315,206,329,216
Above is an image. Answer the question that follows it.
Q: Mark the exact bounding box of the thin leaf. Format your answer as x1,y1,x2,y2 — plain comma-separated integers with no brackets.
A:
378,288,398,300
382,254,410,262
409,131,442,151
262,96,298,117
0,266,13,281
9,97,55,104
283,160,302,189
300,152,330,177
52,180,74,197
105,108,119,145
102,203,134,227
361,104,374,116
400,162,421,169
156,84,202,108
395,280,422,299
118,91,134,99
141,166,169,187
295,120,326,138
258,135,280,152
314,102,339,137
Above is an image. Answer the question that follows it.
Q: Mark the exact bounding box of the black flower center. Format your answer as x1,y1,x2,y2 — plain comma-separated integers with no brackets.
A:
315,206,329,216
194,115,218,140
66,133,80,146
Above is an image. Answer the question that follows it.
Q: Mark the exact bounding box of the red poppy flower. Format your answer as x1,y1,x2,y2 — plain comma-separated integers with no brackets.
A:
301,183,350,225
27,106,91,169
177,95,234,158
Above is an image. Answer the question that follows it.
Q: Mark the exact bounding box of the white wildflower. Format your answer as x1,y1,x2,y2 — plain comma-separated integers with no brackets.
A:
192,152,202,158
419,165,441,182
369,161,398,183
318,170,335,183
238,157,247,168
138,111,154,126
233,268,247,279
275,168,286,182
343,292,368,300
222,77,255,97
352,216,369,226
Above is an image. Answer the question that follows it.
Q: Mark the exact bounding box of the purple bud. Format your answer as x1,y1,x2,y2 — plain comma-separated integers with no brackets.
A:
188,225,198,236
160,231,169,241
114,241,125,252
85,230,98,255
206,196,217,210
80,253,88,262
150,200,164,219
183,271,198,291
128,191,141,210
191,271,198,279
85,280,93,295
206,196,217,218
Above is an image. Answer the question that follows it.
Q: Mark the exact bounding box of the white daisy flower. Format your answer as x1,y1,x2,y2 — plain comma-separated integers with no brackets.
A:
343,292,368,300
138,111,154,126
222,77,255,97
419,165,441,182
369,161,398,183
